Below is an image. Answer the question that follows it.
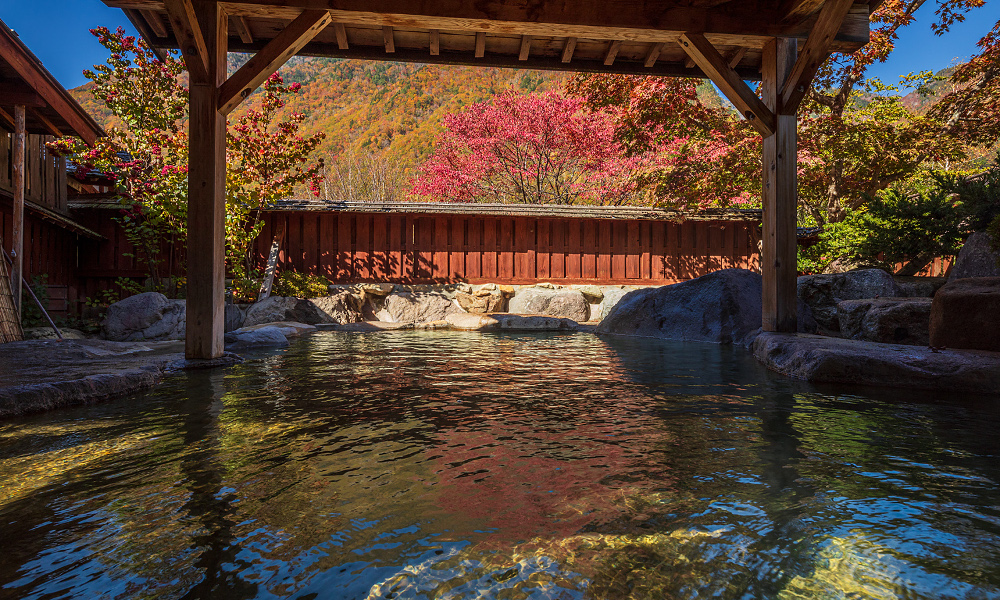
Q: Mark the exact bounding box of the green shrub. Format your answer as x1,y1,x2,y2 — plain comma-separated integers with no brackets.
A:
271,271,331,298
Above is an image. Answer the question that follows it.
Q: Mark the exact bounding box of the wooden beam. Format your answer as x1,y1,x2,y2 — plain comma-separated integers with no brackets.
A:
140,9,169,37
231,14,254,43
780,0,853,114
218,9,332,115
185,1,227,359
162,0,210,84
29,108,62,137
603,40,622,66
726,46,748,68
382,25,395,53
106,0,870,53
644,42,664,67
561,37,577,63
219,37,764,80
0,85,46,107
761,37,798,333
519,35,532,61
0,107,13,129
11,105,24,315
475,31,485,57
429,29,440,55
333,22,348,49
679,32,774,137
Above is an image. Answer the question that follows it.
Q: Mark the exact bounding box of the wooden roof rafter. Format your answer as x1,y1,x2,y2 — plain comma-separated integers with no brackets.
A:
107,0,871,84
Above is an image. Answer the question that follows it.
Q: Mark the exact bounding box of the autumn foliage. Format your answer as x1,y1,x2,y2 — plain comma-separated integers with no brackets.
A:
411,92,642,205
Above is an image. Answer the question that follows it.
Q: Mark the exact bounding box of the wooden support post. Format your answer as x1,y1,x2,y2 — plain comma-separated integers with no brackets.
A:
761,38,798,333
185,2,227,359
11,105,24,316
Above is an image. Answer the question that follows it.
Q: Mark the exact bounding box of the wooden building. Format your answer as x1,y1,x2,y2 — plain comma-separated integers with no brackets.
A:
0,19,104,318
102,0,877,359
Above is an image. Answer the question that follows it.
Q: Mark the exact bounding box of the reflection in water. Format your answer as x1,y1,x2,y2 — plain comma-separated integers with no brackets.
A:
0,330,998,599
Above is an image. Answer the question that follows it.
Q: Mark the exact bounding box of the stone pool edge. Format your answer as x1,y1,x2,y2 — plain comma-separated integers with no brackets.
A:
753,332,1000,395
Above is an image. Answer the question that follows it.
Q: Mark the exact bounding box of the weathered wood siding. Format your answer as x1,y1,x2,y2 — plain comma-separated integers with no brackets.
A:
0,133,66,213
252,211,763,285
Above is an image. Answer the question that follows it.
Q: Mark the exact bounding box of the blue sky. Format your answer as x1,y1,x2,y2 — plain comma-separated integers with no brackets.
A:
2,0,998,90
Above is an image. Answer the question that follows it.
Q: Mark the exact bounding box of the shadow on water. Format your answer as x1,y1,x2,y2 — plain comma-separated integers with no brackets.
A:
0,330,998,599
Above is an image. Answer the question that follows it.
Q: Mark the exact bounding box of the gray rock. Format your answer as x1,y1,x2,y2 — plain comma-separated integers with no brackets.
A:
836,297,932,346
102,292,186,341
753,332,1000,395
244,296,324,327
949,231,1000,280
797,269,903,333
576,285,604,303
225,303,246,332
381,292,461,324
309,292,363,324
224,326,290,351
597,269,763,346
444,312,578,331
599,288,632,321
237,321,316,337
508,288,589,322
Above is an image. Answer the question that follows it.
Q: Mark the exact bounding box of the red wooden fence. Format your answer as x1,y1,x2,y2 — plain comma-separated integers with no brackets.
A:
252,210,762,285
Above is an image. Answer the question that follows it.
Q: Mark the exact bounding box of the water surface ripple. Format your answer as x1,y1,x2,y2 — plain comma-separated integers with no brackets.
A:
1,331,998,599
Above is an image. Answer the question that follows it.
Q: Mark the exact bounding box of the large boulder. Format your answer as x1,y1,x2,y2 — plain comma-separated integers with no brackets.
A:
597,269,763,346
309,292,364,324
797,269,903,333
378,292,460,324
949,231,1000,280
244,296,324,327
508,288,589,322
837,297,932,346
103,292,186,341
929,277,1000,351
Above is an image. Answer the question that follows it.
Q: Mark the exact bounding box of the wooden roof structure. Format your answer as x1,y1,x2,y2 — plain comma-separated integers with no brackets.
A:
113,0,876,83
0,20,104,145
100,0,876,360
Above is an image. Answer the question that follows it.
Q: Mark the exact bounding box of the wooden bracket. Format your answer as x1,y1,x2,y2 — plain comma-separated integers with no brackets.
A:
679,32,775,137
430,29,440,55
219,9,332,115
604,40,622,66
163,0,210,84
779,0,854,114
231,15,254,44
562,37,577,63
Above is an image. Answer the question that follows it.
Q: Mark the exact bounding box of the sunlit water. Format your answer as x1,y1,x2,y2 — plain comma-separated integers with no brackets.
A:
1,331,999,600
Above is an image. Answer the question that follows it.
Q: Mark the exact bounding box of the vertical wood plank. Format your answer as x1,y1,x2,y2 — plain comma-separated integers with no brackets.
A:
582,220,596,279
466,217,482,279
626,220,640,279
434,216,449,281
337,214,352,280
597,221,611,281
537,218,550,280
612,222,627,280
418,217,434,281
388,214,403,279
373,214,388,279
550,219,565,279
566,219,582,279
450,217,465,280
483,217,497,279
499,217,514,281
303,213,318,274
